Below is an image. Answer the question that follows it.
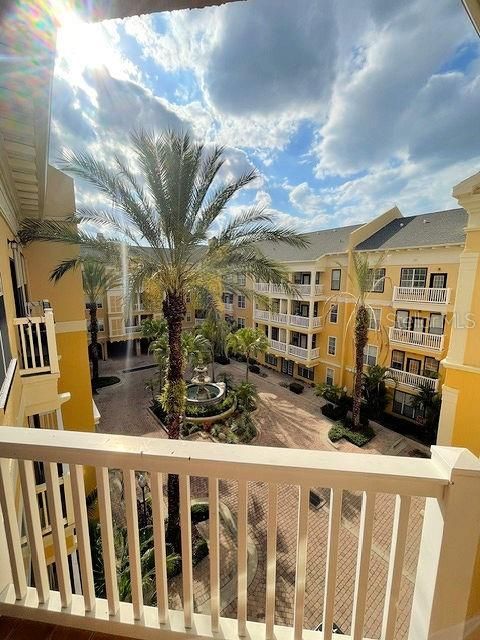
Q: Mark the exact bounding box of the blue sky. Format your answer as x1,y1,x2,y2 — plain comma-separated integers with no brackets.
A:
50,0,480,233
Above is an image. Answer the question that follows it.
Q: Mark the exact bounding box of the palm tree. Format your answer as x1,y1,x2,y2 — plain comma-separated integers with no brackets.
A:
235,381,259,411
83,260,119,391
19,129,306,546
197,312,230,381
411,383,442,441
328,253,386,430
142,319,169,393
361,365,393,420
226,327,269,382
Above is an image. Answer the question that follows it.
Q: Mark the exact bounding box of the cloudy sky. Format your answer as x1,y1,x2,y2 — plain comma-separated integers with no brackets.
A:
50,0,480,232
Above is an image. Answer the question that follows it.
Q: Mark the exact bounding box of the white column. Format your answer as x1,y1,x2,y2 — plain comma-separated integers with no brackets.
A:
408,446,480,640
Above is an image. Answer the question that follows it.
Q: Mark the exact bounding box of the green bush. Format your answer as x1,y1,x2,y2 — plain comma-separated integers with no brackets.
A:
96,376,121,389
192,537,209,564
185,391,235,418
289,381,304,394
328,425,344,442
315,383,345,404
191,503,209,523
328,422,375,447
321,403,348,421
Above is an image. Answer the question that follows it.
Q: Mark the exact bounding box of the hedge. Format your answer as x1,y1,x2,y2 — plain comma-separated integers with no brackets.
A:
328,422,375,447
289,382,304,394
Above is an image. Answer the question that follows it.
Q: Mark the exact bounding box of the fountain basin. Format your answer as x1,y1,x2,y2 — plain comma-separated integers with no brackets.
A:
186,382,226,406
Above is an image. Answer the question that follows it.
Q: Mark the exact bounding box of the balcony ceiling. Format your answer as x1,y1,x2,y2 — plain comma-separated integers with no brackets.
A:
0,0,243,223
75,0,245,22
463,0,480,35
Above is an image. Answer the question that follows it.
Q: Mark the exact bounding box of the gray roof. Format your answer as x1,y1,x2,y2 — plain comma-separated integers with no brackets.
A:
259,223,362,261
355,208,467,251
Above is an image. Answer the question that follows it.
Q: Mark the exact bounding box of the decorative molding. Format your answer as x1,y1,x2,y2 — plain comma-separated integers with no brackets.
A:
55,320,87,334
0,359,17,411
441,359,480,376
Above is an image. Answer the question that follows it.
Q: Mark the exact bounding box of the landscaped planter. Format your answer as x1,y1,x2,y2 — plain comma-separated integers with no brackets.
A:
187,397,237,425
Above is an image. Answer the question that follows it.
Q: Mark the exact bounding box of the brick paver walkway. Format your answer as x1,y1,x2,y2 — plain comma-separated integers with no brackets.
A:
96,355,428,639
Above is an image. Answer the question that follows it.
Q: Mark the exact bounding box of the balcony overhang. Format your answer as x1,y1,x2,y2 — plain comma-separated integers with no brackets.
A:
463,0,480,36
75,0,245,21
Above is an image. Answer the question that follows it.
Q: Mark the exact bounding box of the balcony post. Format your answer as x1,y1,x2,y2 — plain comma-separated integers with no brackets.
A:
44,308,59,374
408,446,480,640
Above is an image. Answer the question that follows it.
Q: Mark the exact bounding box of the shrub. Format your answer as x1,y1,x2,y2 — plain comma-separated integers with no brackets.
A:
214,355,230,365
248,364,261,374
328,421,375,447
289,381,304,394
185,391,235,418
192,537,209,564
230,411,257,442
315,383,345,404
321,403,347,421
328,425,344,442
191,503,209,523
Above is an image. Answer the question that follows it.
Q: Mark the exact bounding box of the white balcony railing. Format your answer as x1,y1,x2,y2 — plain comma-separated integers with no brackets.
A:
271,312,288,325
388,368,439,391
393,286,451,305
289,315,310,328
269,339,287,353
0,428,479,640
13,308,59,375
389,327,444,351
254,283,325,297
255,311,323,330
288,344,309,359
224,303,233,312
254,309,270,322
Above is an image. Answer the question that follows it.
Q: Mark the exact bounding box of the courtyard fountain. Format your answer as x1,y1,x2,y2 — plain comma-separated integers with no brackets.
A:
186,366,226,407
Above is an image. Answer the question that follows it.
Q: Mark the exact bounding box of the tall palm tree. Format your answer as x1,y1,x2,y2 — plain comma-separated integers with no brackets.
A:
19,129,306,545
83,260,119,391
197,312,230,381
226,327,269,382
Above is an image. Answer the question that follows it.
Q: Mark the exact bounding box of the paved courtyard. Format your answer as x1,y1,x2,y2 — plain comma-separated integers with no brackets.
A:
95,354,428,639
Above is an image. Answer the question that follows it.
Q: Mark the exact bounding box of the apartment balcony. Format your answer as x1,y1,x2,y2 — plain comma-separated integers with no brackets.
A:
0,428,479,640
13,308,59,376
389,327,444,352
287,345,320,360
224,302,234,312
388,368,439,392
392,286,451,307
255,310,323,330
254,283,325,297
269,339,287,353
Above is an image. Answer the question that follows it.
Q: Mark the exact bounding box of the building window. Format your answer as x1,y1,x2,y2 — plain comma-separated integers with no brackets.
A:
294,272,311,285
238,295,246,309
368,308,381,330
325,367,335,386
367,268,386,292
400,267,427,288
108,294,123,314
395,310,410,330
186,314,192,322
298,365,314,381
331,269,341,291
391,350,405,370
393,390,420,420
329,304,338,324
85,300,103,310
237,274,246,286
429,313,444,335
363,344,378,367
265,353,277,367
87,320,105,332
237,318,245,329
424,357,439,378
0,275,12,392
328,336,336,356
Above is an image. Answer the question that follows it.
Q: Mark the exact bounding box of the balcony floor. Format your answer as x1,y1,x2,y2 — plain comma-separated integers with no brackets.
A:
0,616,137,640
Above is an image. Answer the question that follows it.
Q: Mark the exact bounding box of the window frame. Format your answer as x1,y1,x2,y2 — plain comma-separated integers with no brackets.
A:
368,307,381,331
423,356,439,378
367,268,386,293
237,294,246,309
329,304,338,324
400,267,427,289
391,349,405,370
298,364,314,381
331,269,341,291
237,317,245,329
265,353,277,367
327,336,337,356
429,313,444,336
325,367,335,386
363,344,378,367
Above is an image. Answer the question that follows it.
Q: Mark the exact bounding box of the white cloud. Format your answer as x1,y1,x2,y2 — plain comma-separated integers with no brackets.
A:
288,182,328,219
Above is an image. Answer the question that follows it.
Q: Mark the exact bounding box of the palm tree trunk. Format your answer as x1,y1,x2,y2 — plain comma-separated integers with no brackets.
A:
162,291,187,549
210,347,215,382
246,353,250,382
352,304,369,430
89,303,99,392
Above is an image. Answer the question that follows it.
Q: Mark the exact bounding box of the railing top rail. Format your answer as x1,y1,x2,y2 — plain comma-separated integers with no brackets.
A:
0,428,449,498
13,316,46,325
